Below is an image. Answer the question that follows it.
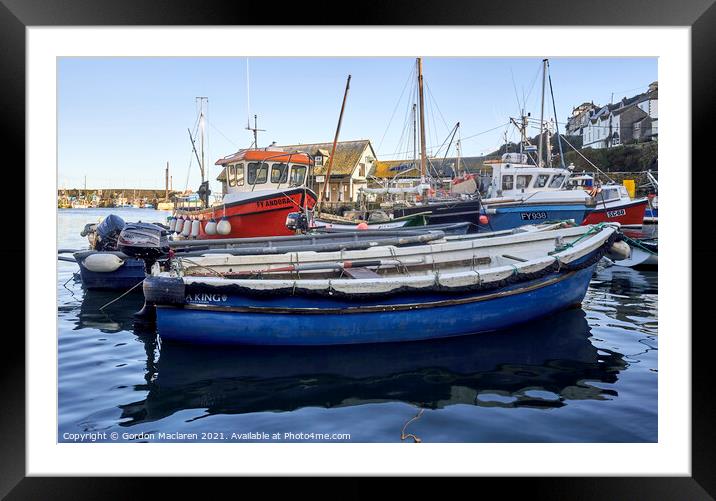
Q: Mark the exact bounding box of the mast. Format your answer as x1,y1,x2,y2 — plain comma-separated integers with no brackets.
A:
412,103,417,171
196,97,208,183
537,58,547,168
417,58,428,181
318,74,351,208
456,136,461,176
165,161,169,201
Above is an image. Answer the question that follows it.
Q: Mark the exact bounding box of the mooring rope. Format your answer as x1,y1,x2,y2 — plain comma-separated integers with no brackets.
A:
400,408,425,443
99,279,145,311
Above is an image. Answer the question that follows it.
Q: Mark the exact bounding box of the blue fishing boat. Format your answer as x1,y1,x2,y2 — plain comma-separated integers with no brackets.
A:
145,223,623,346
72,250,147,290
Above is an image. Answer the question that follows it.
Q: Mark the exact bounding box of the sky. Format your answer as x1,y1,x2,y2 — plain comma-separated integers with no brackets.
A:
58,57,657,191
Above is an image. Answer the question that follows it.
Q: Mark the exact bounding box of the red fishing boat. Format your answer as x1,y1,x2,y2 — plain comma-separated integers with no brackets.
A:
170,149,318,239
582,184,648,228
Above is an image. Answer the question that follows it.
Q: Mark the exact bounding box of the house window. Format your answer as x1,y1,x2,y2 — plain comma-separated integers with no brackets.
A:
535,174,550,188
290,166,307,186
315,155,323,166
247,162,268,185
502,175,514,190
516,175,532,189
359,162,366,177
271,163,289,184
549,174,565,188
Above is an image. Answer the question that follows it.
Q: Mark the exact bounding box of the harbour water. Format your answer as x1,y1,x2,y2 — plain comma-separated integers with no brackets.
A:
58,208,657,443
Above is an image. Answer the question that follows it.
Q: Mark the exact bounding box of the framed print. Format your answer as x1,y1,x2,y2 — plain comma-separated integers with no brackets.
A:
3,0,713,497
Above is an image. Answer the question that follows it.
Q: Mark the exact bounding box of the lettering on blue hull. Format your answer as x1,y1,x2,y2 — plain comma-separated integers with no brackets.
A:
520,212,548,221
186,294,228,303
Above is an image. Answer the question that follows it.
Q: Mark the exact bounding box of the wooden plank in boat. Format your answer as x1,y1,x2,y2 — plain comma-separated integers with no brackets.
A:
343,267,382,279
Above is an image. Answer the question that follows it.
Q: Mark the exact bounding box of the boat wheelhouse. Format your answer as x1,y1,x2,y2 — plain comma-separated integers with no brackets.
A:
171,148,318,239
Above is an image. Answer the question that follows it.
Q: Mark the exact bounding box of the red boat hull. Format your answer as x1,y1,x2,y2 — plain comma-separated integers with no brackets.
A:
582,199,648,227
176,188,317,239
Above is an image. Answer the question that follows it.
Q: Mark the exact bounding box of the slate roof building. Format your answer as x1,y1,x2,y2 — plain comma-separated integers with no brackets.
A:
277,139,376,203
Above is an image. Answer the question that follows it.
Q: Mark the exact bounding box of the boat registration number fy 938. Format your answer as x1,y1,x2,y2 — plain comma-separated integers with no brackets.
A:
520,212,548,221
606,209,627,218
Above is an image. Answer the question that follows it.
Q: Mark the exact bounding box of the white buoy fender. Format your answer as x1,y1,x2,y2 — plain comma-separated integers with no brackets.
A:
204,219,217,235
174,217,184,234
83,253,125,273
181,218,192,237
217,217,232,235
190,219,200,237
607,240,630,261
168,217,176,232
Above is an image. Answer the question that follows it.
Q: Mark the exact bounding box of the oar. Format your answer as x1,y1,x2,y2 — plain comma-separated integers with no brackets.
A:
220,257,425,277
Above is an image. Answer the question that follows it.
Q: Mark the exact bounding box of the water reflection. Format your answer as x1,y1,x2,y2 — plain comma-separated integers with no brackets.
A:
592,265,657,296
70,289,147,333
117,308,627,426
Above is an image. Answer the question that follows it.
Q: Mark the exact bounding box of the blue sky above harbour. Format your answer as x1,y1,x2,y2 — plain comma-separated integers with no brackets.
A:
58,57,657,190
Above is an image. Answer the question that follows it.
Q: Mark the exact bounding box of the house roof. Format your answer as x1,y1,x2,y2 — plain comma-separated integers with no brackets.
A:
277,139,374,176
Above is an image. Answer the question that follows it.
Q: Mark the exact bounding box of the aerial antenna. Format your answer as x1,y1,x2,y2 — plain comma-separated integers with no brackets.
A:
246,115,266,149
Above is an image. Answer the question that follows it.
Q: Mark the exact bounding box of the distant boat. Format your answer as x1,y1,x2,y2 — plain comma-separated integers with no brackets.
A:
157,201,174,211
644,195,658,224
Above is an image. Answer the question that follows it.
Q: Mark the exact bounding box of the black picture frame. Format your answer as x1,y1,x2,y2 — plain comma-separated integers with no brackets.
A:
3,0,712,497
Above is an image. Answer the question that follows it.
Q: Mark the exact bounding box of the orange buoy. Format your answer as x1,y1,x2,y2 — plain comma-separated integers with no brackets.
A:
356,222,369,230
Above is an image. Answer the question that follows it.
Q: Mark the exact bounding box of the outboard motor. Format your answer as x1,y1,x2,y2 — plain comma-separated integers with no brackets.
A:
94,214,125,251
285,212,309,233
197,181,211,208
117,222,170,272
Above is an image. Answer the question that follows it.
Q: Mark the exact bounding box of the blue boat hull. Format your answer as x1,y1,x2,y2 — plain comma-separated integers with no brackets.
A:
77,257,146,290
480,204,591,231
155,264,598,346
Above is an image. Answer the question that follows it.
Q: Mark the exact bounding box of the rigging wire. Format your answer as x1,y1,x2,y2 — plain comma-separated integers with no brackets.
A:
547,62,566,168
425,81,451,134
376,62,415,153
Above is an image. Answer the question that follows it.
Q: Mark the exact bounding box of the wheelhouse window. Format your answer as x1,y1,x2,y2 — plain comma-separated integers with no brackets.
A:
236,164,244,186
602,189,619,201
271,163,289,184
228,164,236,187
290,165,307,186
502,175,514,190
549,174,565,188
247,162,268,185
516,175,532,189
535,174,550,188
